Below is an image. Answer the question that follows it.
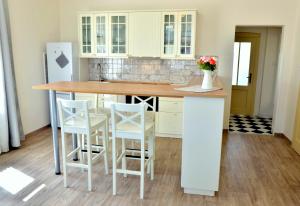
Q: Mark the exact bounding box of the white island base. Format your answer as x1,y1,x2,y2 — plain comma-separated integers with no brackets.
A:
181,96,225,196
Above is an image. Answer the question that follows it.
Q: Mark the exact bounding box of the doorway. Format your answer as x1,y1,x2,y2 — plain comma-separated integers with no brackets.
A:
230,26,282,135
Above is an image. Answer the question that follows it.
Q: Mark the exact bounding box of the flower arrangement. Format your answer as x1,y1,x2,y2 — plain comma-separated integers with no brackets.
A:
197,56,217,71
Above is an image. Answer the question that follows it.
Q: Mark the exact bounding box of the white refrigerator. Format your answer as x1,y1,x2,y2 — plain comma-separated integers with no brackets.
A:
45,42,79,126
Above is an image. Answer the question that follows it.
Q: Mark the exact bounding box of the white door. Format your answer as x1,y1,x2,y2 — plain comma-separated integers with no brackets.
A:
46,42,73,83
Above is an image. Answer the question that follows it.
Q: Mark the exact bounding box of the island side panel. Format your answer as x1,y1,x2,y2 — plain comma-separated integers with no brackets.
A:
181,96,225,196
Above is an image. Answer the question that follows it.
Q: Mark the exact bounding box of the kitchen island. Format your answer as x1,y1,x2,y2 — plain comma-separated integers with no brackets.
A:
33,78,227,196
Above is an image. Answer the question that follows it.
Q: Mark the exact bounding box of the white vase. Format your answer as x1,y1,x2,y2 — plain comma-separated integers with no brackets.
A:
201,70,213,89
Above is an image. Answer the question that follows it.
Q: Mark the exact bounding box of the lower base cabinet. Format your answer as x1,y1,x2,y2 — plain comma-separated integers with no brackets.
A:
156,97,183,138
75,94,183,138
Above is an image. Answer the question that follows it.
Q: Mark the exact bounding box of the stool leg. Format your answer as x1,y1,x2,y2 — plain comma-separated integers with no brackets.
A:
112,137,117,195
122,138,127,177
103,122,109,175
150,136,154,181
61,132,68,188
147,139,151,175
77,134,84,172
140,139,145,199
87,133,93,191
153,127,156,161
81,134,85,164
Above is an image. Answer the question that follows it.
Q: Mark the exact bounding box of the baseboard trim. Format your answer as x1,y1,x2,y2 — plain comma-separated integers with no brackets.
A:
25,125,51,138
274,133,291,143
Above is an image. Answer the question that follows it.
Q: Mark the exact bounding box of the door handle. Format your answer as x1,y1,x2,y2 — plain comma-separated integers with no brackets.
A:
247,73,252,84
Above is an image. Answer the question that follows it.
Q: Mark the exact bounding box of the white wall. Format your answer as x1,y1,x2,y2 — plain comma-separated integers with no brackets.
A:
235,27,281,118
58,0,300,139
284,1,300,139
7,0,60,134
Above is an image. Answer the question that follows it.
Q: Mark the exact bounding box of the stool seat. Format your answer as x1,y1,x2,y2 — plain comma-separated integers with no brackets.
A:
115,120,154,137
63,115,107,134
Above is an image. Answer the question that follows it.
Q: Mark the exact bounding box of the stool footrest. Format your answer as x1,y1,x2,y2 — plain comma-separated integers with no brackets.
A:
126,148,148,152
116,169,141,176
81,149,103,154
125,154,149,160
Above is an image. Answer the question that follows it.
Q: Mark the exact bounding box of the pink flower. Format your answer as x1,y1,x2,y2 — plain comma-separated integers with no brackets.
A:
209,57,216,65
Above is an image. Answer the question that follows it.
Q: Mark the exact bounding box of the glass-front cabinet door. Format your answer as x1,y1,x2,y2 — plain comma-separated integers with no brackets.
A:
109,13,128,57
79,14,93,57
161,13,177,58
94,14,108,57
178,11,196,59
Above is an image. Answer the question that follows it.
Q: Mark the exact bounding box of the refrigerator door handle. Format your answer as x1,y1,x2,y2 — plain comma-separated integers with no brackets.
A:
43,52,48,83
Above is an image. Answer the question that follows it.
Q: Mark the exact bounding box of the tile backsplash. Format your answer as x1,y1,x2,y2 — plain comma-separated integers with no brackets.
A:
88,57,200,84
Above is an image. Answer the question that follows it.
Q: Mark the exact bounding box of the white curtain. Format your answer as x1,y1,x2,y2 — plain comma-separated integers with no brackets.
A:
0,39,9,153
0,0,24,154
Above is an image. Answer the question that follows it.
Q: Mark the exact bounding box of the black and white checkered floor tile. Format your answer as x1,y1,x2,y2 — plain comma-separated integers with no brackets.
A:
229,115,273,135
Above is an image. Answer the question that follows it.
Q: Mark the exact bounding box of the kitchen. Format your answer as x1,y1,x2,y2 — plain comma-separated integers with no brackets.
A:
1,0,300,205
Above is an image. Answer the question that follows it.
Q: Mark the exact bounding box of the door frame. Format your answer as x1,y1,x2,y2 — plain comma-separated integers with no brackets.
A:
231,32,260,115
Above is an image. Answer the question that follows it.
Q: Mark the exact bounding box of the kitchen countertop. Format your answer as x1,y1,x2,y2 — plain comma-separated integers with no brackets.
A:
32,77,227,98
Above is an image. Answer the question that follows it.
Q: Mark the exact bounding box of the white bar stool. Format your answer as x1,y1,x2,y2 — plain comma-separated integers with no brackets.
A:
111,103,155,199
128,96,156,160
57,99,109,191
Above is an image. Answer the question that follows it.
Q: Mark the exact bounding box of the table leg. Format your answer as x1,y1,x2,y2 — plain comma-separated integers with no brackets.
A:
70,92,78,161
49,90,61,175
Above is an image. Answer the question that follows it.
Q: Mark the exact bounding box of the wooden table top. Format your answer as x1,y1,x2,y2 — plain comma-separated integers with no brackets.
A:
32,77,227,98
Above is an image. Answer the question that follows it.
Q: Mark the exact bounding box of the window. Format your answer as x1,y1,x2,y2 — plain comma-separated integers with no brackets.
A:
232,42,251,86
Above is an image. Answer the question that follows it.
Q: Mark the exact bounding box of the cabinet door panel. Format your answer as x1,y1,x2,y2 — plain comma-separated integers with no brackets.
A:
129,12,161,57
161,12,177,58
178,11,196,59
158,112,183,135
95,14,108,56
109,13,128,57
160,101,183,113
79,15,93,57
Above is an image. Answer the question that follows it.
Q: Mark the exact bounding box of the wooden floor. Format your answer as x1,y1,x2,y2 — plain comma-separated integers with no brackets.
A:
0,128,300,206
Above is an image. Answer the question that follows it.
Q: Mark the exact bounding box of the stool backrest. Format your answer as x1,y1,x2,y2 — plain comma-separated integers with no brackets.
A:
131,96,156,112
111,103,146,139
57,99,90,134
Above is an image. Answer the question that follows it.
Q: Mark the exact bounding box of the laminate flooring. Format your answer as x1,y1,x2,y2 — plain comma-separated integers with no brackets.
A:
0,127,300,206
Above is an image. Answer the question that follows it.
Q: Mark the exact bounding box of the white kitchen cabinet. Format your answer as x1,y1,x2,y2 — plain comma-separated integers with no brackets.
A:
109,13,128,57
79,14,93,57
79,10,196,59
161,12,178,59
177,11,196,59
94,14,109,57
129,12,161,57
76,93,125,109
79,13,128,58
156,97,183,138
161,11,196,59
75,93,98,108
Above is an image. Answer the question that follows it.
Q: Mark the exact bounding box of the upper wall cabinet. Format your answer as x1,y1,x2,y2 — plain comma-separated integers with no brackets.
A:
79,10,196,59
161,11,196,59
129,12,161,57
79,13,128,58
94,14,109,57
79,14,93,57
161,12,177,58
109,13,128,57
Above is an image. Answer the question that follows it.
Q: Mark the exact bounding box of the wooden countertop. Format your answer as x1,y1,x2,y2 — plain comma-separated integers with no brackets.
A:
32,77,227,98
